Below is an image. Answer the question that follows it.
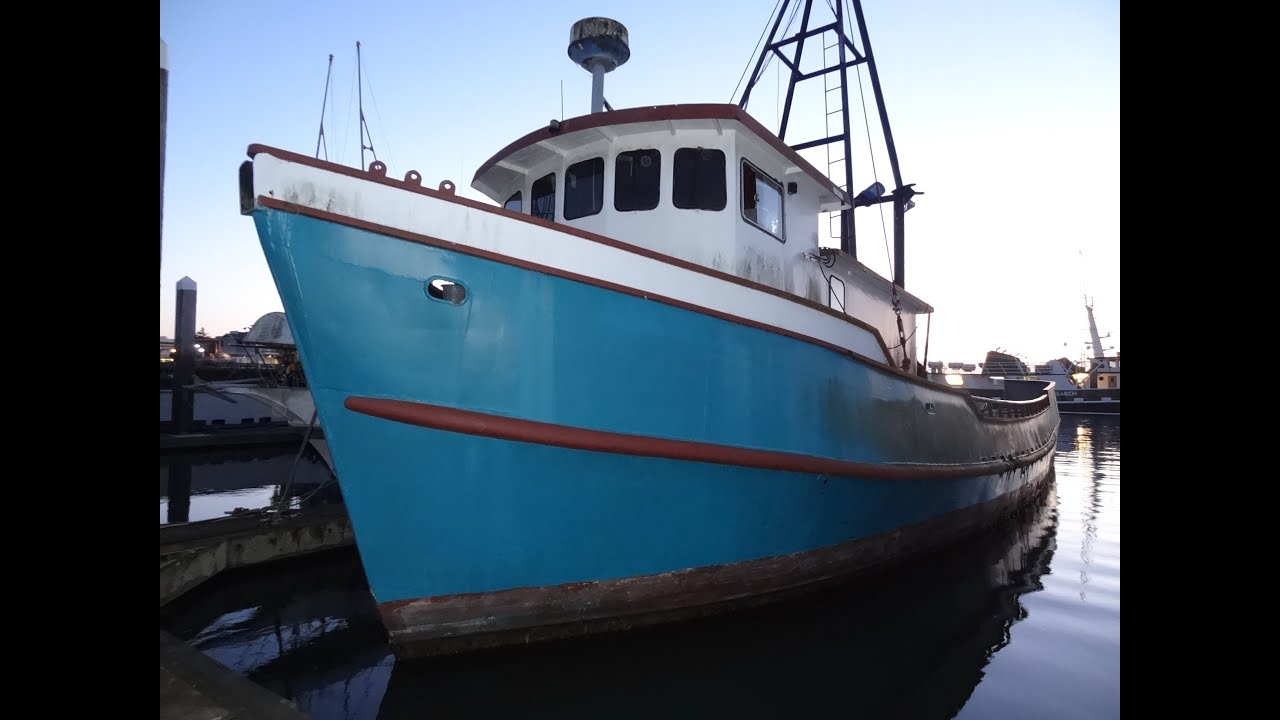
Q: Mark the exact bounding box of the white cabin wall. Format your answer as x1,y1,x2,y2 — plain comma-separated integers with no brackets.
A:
785,188,824,305
836,268,920,367
602,129,736,273
478,123,920,367
731,132,824,302
490,130,740,274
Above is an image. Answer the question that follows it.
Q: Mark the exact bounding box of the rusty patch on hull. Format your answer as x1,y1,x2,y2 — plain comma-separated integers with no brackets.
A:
378,458,1055,658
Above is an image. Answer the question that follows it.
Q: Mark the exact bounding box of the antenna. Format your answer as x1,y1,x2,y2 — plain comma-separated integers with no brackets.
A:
357,41,377,170
567,18,630,114
315,53,334,160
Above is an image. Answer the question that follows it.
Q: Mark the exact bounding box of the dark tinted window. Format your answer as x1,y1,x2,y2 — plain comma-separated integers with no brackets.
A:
504,191,522,212
531,173,555,221
673,148,726,211
615,149,661,212
564,157,604,220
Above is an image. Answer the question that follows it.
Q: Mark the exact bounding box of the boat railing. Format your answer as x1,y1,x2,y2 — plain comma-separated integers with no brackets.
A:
982,359,1031,377
967,379,1053,420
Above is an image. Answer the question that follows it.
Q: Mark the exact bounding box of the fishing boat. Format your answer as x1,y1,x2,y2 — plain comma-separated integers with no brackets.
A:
1052,298,1119,414
929,298,1119,415
239,0,1059,657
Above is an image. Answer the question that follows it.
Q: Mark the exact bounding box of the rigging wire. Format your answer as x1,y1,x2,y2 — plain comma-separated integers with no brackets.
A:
360,46,393,167
314,54,334,161
730,0,785,103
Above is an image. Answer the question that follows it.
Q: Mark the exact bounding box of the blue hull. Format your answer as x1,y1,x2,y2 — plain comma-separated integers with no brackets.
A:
251,205,1058,651
321,397,1039,600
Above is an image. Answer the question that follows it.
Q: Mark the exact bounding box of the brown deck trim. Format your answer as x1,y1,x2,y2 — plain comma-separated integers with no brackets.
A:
468,104,849,205
377,463,1056,659
246,146,1052,412
344,396,1058,481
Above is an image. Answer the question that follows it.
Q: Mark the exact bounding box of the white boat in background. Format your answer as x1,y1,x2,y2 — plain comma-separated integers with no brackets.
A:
161,312,333,469
1039,298,1119,414
201,380,333,470
929,298,1119,415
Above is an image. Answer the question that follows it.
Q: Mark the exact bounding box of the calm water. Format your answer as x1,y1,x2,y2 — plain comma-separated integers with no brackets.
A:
159,414,1119,719
160,443,341,524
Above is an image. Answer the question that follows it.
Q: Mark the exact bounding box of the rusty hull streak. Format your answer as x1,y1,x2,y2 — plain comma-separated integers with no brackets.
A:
378,461,1055,659
344,396,1057,480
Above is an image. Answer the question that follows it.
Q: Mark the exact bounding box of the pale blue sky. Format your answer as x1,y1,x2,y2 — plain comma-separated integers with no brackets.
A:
160,0,1119,365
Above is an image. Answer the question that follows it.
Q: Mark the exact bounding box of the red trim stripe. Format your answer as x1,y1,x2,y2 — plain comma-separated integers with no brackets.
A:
344,396,1056,481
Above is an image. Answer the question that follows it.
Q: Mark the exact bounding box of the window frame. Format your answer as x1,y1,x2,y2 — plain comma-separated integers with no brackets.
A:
531,172,556,222
614,149,662,213
672,147,727,212
564,156,605,221
740,158,786,242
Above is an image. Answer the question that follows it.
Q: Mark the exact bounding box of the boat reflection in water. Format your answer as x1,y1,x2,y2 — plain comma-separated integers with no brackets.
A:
378,473,1061,720
161,469,1061,719
159,547,392,714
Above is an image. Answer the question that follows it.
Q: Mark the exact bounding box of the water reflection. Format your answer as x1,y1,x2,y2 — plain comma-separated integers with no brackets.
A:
160,414,1119,720
1057,415,1118,604
376,476,1060,720
161,548,393,718
950,414,1120,720
159,444,340,525
163,472,1066,719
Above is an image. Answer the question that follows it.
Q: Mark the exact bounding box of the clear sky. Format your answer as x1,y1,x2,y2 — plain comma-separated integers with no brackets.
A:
159,0,1119,365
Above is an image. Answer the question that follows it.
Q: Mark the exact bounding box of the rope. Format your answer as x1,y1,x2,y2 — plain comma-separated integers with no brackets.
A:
272,407,319,521
730,0,785,103
854,63,894,279
922,312,932,374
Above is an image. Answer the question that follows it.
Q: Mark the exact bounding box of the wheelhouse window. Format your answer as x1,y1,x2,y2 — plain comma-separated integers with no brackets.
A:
504,191,522,213
564,157,604,220
615,149,660,212
673,148,726,211
531,173,556,221
741,160,784,241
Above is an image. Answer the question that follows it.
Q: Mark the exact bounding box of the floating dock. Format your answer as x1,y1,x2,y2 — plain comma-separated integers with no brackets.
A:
160,629,309,720
161,505,354,717
160,425,318,451
160,505,352,606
